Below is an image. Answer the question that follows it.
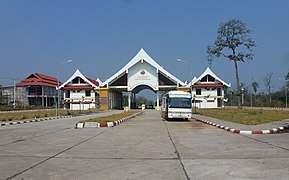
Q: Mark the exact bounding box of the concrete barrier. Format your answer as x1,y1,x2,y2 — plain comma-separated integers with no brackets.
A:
84,122,99,128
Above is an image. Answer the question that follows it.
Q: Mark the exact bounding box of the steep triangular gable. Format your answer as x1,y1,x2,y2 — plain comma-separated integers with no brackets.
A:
59,69,99,89
103,48,185,86
27,74,38,79
158,71,177,85
192,67,230,87
96,78,103,87
110,73,127,86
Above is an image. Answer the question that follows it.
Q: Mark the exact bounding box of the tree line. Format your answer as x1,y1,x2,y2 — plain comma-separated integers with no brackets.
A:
226,71,289,108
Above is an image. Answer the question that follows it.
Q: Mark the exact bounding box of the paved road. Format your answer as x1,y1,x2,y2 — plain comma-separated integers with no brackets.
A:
0,110,289,179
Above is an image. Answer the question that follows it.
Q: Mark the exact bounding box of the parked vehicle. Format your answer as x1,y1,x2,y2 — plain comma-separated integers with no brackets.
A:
161,91,192,120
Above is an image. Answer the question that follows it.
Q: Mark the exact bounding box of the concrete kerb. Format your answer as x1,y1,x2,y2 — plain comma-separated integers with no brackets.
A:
76,112,143,129
194,116,288,135
0,114,87,127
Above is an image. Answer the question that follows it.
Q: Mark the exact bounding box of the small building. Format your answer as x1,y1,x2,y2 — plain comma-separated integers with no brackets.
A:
16,73,60,107
191,67,230,108
59,69,100,110
0,85,27,106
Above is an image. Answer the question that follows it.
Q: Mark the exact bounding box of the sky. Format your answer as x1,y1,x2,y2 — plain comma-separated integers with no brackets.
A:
0,0,289,96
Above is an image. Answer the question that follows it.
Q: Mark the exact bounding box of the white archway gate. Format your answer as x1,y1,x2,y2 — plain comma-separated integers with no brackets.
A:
101,48,188,110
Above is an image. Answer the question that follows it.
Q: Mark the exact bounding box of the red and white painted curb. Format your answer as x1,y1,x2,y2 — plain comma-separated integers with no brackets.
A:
76,112,143,129
194,117,288,135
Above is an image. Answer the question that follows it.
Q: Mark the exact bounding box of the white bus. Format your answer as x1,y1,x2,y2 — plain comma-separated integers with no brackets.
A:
161,91,192,120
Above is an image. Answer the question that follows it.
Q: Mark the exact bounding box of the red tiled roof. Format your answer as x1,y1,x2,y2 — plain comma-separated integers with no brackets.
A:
86,77,99,86
16,73,61,87
63,85,94,90
34,73,58,82
192,83,225,88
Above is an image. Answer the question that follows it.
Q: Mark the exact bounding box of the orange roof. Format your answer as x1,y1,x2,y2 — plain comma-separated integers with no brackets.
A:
192,83,225,88
16,73,61,87
63,85,94,90
86,77,99,87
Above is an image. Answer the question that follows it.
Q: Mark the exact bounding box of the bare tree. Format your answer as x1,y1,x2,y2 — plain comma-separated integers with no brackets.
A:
285,71,289,87
251,79,259,104
207,19,255,109
251,79,259,94
263,72,273,103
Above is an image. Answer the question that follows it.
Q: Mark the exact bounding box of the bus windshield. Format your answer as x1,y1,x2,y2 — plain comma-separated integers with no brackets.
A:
169,98,192,108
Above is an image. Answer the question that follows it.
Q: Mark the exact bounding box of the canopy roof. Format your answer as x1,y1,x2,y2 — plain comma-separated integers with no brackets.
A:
103,48,185,87
16,73,60,87
192,67,230,87
59,69,99,90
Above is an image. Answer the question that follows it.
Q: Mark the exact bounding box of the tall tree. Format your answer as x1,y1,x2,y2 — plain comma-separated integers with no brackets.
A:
251,80,259,94
207,19,255,109
263,72,274,103
285,71,289,87
251,80,259,105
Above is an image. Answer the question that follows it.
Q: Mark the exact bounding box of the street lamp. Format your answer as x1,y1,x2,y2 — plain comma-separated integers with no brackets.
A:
177,58,194,113
241,88,244,105
56,59,72,118
176,59,193,83
177,58,193,91
279,78,288,109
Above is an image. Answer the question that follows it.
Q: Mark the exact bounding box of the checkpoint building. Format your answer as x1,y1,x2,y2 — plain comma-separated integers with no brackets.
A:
60,48,230,110
99,48,186,110
191,67,230,108
59,69,100,111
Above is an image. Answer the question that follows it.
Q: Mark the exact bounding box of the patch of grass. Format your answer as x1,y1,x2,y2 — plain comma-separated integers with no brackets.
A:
197,108,289,125
0,109,96,122
79,111,140,123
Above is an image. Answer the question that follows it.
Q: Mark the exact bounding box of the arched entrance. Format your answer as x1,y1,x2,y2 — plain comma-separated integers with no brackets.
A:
129,85,157,109
98,48,187,110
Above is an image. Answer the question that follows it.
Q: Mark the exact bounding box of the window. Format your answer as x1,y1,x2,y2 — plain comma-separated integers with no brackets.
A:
95,92,100,107
85,90,91,97
65,90,70,98
80,78,85,84
200,75,215,82
217,88,222,96
200,76,207,82
196,89,201,95
72,77,79,84
169,98,192,108
72,77,86,84
208,75,215,82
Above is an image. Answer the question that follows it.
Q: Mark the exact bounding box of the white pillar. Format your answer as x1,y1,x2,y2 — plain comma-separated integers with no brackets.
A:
41,86,44,107
156,91,160,111
128,91,131,110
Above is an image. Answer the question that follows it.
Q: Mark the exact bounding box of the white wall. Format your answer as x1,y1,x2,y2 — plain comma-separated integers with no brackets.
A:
128,61,158,91
64,90,96,110
192,87,224,108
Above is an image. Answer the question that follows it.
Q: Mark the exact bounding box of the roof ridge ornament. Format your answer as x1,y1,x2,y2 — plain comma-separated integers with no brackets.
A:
140,69,145,75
